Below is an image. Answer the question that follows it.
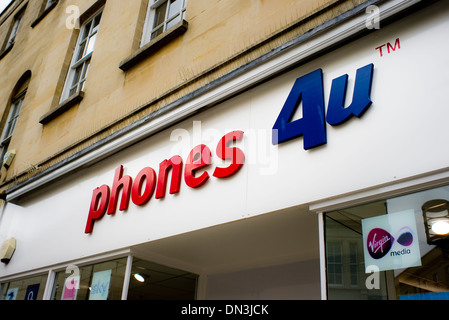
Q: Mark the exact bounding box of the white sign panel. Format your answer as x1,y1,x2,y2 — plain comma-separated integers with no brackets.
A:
362,210,422,272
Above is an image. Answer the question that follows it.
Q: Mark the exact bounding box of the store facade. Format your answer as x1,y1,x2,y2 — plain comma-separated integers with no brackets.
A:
1,0,449,300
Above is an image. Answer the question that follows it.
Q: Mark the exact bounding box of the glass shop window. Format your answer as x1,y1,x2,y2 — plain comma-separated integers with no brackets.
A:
0,274,48,300
127,258,198,300
325,185,449,300
51,257,127,300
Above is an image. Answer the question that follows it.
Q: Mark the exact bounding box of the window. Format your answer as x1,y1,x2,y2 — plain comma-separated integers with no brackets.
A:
43,0,57,11
325,185,449,300
0,94,24,162
0,72,30,167
51,258,127,300
349,243,359,286
327,242,343,286
128,258,197,300
60,8,103,102
1,7,25,56
31,0,59,27
119,0,188,71
0,274,48,300
141,0,187,46
49,256,198,300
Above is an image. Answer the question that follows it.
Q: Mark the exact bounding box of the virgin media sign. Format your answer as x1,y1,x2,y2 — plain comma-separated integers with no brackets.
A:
85,131,245,233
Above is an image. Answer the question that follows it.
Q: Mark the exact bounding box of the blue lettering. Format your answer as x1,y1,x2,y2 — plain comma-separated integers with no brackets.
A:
272,69,326,150
327,63,374,126
272,64,374,150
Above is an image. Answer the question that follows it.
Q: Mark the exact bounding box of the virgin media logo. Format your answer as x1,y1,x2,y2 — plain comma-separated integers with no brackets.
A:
366,227,414,259
367,228,393,259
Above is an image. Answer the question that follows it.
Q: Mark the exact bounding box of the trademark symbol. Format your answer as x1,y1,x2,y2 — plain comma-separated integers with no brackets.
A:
375,38,400,57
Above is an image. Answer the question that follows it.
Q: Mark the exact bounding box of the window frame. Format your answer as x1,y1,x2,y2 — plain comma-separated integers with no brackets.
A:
0,6,26,57
60,7,103,103
1,91,25,145
0,86,27,166
119,0,188,71
31,0,59,28
43,0,57,11
141,0,187,47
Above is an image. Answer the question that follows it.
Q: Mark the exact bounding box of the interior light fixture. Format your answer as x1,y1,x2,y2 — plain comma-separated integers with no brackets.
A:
134,273,145,282
431,220,449,235
422,199,449,250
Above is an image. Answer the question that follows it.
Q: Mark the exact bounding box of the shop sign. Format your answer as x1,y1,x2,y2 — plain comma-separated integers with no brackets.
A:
362,210,422,272
85,131,245,233
272,63,374,150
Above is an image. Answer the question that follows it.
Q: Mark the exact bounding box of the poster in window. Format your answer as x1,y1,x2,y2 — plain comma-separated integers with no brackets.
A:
62,275,80,300
88,269,112,300
5,287,18,300
25,283,40,300
362,210,422,272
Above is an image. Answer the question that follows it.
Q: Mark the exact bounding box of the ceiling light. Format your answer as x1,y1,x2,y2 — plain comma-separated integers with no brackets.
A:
422,199,449,249
134,273,145,282
431,220,449,235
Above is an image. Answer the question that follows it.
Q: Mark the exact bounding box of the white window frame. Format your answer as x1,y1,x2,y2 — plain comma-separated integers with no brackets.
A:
60,8,103,102
141,0,187,46
0,91,25,164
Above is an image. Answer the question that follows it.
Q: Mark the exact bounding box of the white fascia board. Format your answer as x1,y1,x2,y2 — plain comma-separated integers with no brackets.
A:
6,0,422,202
309,167,449,213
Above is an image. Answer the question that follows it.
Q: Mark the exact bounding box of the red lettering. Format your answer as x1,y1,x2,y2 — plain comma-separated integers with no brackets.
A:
131,167,156,206
107,165,132,214
155,155,183,199
85,185,110,233
185,144,211,188
375,44,385,57
387,38,400,53
213,130,245,178
85,131,245,234
376,38,400,57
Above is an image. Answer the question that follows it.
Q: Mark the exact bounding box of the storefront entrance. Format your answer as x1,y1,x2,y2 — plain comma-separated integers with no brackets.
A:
1,206,322,300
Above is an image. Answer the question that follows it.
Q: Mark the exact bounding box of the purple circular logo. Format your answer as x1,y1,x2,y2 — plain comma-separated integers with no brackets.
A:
366,227,414,259
396,227,413,246
367,228,394,259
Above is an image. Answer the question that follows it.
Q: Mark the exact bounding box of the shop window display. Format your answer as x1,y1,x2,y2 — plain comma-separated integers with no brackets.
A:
325,185,449,300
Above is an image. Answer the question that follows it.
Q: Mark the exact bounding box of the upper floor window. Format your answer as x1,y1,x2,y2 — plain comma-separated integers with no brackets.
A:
0,72,30,167
141,0,187,46
43,0,57,11
1,6,26,55
31,0,59,27
60,8,103,102
2,94,24,146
